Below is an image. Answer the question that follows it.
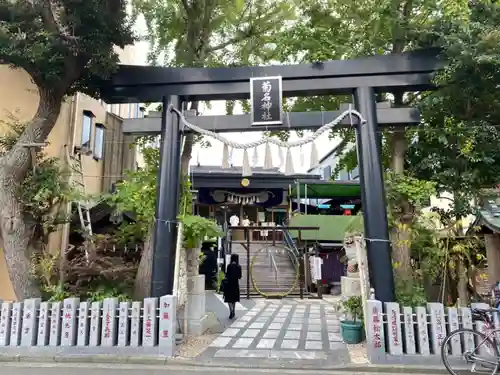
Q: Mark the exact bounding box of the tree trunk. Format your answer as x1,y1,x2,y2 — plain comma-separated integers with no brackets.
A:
0,87,63,300
133,226,154,300
457,259,469,305
186,247,199,277
177,247,187,307
180,101,199,176
391,130,407,174
389,91,413,284
391,222,412,281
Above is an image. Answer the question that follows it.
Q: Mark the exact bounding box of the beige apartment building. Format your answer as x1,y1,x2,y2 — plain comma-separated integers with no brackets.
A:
0,45,144,301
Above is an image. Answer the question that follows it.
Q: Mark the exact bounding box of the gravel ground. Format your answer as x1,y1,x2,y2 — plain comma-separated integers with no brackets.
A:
347,342,369,364
175,334,219,359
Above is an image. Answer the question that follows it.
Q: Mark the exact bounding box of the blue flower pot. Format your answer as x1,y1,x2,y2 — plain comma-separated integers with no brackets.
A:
340,320,363,344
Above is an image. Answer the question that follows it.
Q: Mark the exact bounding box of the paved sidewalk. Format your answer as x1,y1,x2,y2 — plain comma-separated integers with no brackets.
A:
197,300,349,366
0,362,450,375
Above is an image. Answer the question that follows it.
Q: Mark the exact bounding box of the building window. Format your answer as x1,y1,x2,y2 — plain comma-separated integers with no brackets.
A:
135,104,141,118
93,124,105,160
350,166,359,180
323,166,332,180
338,170,349,181
81,110,94,149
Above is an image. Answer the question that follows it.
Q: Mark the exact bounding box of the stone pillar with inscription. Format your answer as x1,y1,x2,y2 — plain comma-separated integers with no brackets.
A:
117,301,130,347
130,301,142,347
0,301,12,346
185,275,207,335
446,307,461,356
365,300,386,361
428,302,447,355
37,302,50,347
77,301,90,346
49,302,62,346
89,301,102,347
21,298,40,346
402,307,416,355
384,302,403,355
9,302,22,346
159,295,176,356
459,307,474,352
142,297,158,347
61,298,79,346
101,298,118,347
415,306,430,355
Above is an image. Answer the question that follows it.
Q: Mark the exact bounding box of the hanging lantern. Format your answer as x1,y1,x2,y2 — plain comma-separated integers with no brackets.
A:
340,204,355,216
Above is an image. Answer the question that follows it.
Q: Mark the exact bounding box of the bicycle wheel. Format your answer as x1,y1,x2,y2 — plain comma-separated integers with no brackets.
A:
442,328,499,375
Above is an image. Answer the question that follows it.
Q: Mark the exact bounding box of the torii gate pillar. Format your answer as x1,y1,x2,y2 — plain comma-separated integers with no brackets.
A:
150,95,182,297
354,86,395,302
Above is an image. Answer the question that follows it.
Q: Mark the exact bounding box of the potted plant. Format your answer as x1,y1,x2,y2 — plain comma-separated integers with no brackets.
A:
340,295,364,344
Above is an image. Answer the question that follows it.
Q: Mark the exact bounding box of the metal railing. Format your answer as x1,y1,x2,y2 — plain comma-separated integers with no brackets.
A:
269,251,280,287
281,225,300,269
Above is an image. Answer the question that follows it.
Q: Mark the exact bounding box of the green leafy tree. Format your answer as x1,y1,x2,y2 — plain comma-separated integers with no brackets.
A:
0,0,134,298
273,0,472,285
134,0,295,172
108,138,221,298
406,0,500,302
129,0,295,295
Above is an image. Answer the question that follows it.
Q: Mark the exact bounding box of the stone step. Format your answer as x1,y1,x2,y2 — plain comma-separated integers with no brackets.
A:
232,243,297,295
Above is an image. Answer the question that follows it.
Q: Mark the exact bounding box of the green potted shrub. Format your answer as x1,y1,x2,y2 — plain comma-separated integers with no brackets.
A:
340,296,364,344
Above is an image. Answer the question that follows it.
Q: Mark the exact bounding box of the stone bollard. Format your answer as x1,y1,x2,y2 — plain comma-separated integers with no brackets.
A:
185,274,207,335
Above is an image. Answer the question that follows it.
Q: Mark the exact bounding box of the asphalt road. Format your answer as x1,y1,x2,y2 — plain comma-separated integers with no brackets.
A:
0,362,445,375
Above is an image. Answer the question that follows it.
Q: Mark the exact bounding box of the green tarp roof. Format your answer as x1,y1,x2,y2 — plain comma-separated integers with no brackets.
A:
290,180,361,199
288,214,364,242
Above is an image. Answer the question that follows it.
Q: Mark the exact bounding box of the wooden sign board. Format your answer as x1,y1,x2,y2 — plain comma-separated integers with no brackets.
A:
250,76,283,126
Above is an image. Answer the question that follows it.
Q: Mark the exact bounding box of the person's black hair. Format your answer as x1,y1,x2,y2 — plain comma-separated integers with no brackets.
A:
230,253,239,264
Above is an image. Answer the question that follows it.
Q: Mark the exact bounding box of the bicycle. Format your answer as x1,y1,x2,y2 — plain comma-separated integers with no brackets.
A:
442,308,500,375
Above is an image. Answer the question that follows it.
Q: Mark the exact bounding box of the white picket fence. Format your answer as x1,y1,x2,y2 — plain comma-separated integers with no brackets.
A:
0,295,177,356
366,299,498,358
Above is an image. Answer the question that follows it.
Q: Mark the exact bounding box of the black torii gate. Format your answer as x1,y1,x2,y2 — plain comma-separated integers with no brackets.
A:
101,48,444,303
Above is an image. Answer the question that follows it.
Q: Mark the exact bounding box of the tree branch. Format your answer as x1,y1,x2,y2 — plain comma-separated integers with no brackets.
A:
207,28,255,53
181,0,190,13
207,3,283,54
40,0,78,44
438,195,455,202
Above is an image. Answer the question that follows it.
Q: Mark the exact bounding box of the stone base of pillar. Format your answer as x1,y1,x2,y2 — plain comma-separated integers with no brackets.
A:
341,275,361,298
178,275,208,336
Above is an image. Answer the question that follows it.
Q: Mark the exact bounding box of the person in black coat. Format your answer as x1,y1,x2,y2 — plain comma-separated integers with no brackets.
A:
199,242,217,289
224,253,242,319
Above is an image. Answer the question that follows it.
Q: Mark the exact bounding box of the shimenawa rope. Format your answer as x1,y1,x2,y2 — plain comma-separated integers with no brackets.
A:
170,106,366,176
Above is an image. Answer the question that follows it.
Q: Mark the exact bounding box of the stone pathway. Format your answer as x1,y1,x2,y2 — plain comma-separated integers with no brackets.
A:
197,300,350,366
214,293,248,311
